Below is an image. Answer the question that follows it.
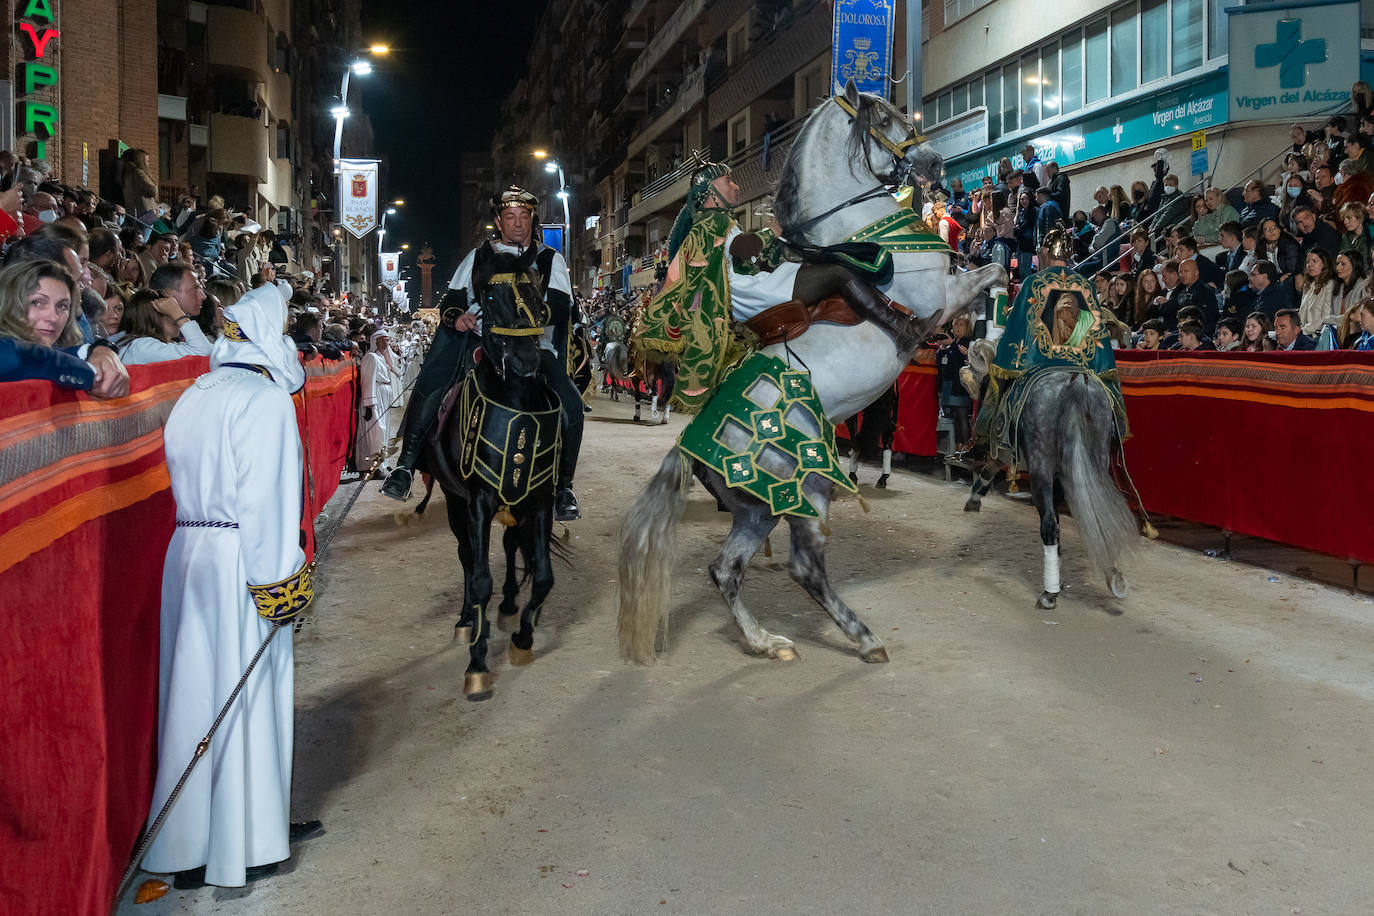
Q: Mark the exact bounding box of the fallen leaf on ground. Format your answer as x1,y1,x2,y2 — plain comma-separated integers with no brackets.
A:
135,879,170,904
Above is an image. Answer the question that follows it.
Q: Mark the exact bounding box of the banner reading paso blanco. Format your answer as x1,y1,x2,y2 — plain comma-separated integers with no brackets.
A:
340,158,379,240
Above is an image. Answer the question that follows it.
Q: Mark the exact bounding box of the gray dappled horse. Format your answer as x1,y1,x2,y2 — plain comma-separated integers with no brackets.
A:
962,345,1135,610
617,82,1010,664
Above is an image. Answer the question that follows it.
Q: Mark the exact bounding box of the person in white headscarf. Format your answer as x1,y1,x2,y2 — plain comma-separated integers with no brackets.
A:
141,283,320,890
355,327,398,475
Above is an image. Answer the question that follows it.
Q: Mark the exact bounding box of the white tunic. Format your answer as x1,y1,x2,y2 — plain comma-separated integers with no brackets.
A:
356,348,398,465
143,367,303,887
448,240,572,352
119,322,213,366
723,225,800,320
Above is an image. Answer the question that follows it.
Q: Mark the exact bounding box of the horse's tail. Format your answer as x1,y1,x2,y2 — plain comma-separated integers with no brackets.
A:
617,446,692,663
1059,376,1137,580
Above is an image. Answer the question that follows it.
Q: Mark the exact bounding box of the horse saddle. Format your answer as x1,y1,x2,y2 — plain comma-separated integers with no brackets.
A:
453,370,561,507
744,296,864,349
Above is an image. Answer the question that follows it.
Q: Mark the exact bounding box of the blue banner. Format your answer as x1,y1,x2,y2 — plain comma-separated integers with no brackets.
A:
831,0,894,98
540,225,565,255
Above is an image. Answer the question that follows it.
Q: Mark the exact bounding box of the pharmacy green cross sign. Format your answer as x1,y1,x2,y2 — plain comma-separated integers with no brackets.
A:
1255,18,1326,89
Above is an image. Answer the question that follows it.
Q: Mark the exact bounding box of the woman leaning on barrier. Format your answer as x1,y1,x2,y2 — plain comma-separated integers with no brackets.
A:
0,258,128,396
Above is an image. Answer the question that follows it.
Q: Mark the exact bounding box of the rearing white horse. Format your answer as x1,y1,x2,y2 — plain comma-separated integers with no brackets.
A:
618,82,1010,664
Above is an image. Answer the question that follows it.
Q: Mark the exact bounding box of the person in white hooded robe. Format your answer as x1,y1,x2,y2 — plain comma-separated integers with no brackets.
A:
141,282,320,890
355,327,398,474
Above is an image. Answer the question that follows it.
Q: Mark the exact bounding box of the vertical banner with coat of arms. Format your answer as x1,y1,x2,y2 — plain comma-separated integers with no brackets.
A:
380,251,401,288
831,0,895,98
339,158,379,239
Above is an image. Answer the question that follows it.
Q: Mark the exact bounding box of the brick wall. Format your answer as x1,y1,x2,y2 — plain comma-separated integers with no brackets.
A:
56,0,158,188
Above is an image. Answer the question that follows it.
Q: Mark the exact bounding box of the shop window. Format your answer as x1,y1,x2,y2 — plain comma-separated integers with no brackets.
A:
1085,18,1108,104
1174,0,1204,72
984,73,1001,141
1001,62,1019,135
1061,32,1083,115
1110,6,1137,97
1040,43,1060,120
1020,53,1039,129
1141,0,1167,84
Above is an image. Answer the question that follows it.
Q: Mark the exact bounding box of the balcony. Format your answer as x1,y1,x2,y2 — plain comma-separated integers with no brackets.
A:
207,5,269,83
628,0,708,90
628,159,695,224
208,112,270,183
725,114,805,202
628,56,712,158
707,0,829,128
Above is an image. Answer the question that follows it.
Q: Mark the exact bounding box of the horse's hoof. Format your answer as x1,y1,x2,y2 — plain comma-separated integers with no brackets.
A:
1037,591,1059,610
774,646,799,661
1109,570,1129,599
848,471,858,484
860,646,889,663
453,625,473,645
876,474,889,489
509,642,534,666
496,611,519,633
963,499,981,512
463,671,494,701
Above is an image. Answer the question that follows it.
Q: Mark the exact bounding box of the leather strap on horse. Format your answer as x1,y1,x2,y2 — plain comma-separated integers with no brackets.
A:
743,296,863,349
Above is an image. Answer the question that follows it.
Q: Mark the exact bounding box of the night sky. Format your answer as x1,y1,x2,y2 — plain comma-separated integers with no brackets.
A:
359,0,546,284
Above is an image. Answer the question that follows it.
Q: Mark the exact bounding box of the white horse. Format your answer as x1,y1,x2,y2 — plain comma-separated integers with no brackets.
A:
618,81,1010,663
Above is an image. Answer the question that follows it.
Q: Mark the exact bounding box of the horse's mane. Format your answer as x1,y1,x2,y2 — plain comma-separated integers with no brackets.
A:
776,91,903,245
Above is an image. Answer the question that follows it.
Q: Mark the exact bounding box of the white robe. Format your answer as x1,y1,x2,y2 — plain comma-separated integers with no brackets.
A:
356,349,398,466
143,367,303,887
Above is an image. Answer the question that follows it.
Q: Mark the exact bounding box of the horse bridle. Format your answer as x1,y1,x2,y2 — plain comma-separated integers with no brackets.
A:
790,97,921,236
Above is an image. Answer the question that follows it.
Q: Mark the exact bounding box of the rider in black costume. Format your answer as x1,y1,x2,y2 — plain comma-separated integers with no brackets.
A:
381,186,584,521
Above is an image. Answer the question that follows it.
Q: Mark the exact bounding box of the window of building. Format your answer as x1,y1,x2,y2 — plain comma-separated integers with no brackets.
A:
158,120,172,183
1040,42,1060,120
984,72,1001,141
953,82,968,117
922,99,937,126
1110,6,1137,97
968,76,983,111
277,123,292,160
1208,0,1230,58
938,91,953,122
1085,17,1108,104
795,63,827,117
728,112,748,153
1061,31,1083,115
1174,0,1204,72
1020,53,1039,129
727,19,749,66
944,0,995,26
1001,62,1019,136
1141,0,1167,84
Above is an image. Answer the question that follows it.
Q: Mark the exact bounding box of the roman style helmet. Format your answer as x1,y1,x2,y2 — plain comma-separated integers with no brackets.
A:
1041,228,1075,262
492,185,539,217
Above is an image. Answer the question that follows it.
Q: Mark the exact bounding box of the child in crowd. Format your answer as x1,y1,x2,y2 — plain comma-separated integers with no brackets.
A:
1138,319,1165,350
1176,321,1211,351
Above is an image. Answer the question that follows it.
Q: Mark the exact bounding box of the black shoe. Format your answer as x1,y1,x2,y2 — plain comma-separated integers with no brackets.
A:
172,863,279,890
290,819,324,843
380,467,412,501
555,484,581,521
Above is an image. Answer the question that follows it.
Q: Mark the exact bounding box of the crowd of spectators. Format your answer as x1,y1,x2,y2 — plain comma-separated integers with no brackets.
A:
924,107,1374,353
0,146,427,399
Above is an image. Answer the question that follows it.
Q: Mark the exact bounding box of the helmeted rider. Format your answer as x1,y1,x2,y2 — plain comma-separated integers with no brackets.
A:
381,186,584,521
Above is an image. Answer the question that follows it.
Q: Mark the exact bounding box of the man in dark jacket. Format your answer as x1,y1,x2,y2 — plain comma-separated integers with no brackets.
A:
1045,160,1071,216
1175,258,1219,333
1249,260,1296,318
1034,187,1063,251
1292,205,1341,257
1274,308,1316,350
1239,180,1280,227
1215,222,1246,273
1176,235,1223,288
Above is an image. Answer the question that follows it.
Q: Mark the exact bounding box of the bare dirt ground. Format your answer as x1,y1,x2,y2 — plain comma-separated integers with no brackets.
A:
124,394,1374,916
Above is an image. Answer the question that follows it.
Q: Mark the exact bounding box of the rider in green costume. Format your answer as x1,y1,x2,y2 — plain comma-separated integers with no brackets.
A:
972,229,1128,465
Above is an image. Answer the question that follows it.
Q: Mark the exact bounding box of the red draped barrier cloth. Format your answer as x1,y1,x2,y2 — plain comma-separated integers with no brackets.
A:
0,355,357,916
1116,350,1374,564
836,355,940,457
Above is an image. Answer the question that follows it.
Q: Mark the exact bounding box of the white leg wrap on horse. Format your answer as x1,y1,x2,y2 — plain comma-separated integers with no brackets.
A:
1043,544,1061,594
848,450,859,473
881,449,892,474
651,393,659,412
986,287,1009,342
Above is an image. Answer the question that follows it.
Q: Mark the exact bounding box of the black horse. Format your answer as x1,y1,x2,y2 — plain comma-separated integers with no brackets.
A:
418,245,561,701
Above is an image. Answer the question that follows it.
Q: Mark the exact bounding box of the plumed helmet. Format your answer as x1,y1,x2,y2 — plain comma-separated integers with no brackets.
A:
1042,228,1074,261
492,185,539,216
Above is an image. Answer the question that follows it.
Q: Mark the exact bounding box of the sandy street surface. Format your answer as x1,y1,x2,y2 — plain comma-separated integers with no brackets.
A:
122,394,1374,916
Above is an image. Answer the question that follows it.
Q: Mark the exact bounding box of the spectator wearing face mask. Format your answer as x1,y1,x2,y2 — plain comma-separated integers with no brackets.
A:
21,190,60,234
1333,158,1374,210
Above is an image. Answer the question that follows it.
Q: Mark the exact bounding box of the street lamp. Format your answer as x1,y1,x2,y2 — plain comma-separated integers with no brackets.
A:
539,158,571,257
